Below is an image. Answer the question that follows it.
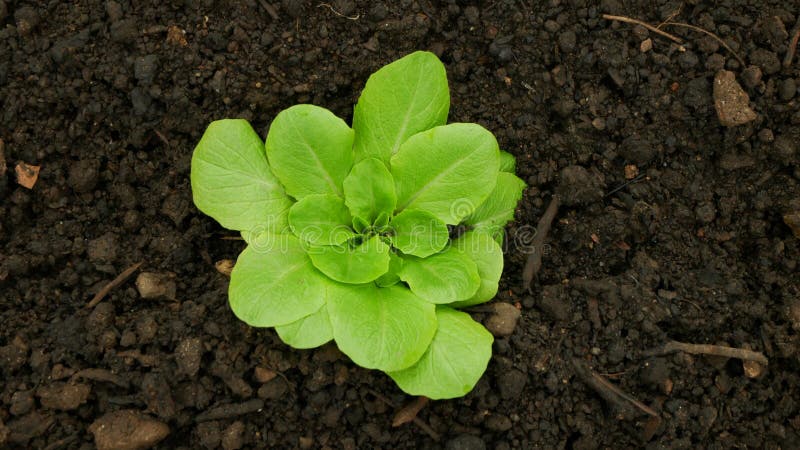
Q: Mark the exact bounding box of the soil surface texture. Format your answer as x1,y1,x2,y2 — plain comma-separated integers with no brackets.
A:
2,0,800,449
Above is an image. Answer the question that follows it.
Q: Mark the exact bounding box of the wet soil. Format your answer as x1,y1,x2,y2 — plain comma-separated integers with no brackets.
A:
2,0,800,448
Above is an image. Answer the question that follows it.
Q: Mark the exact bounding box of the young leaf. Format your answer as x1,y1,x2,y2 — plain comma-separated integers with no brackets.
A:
352,51,450,163
389,209,448,258
342,158,397,224
448,231,504,308
191,119,293,232
375,252,404,287
463,172,526,237
307,235,391,284
398,245,480,303
265,104,354,199
229,234,330,327
275,304,334,349
328,284,437,371
499,150,517,173
288,194,355,245
392,123,500,224
388,307,493,400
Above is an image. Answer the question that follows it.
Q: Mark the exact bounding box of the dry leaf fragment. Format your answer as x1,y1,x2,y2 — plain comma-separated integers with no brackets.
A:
15,161,40,189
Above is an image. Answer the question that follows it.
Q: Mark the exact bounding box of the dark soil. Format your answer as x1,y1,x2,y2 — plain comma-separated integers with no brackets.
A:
2,0,800,448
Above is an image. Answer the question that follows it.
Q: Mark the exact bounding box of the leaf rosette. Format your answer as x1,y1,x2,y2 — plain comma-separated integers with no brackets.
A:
191,51,526,399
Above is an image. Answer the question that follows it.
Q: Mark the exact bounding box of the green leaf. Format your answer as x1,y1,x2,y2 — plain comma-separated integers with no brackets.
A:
448,231,504,308
392,123,500,224
389,209,448,258
342,158,397,224
265,104,354,199
352,51,449,163
388,307,493,400
275,304,334,349
398,245,480,303
328,284,437,371
288,194,355,245
307,235,391,284
463,172,526,237
229,234,330,327
191,119,293,233
375,252,404,287
499,150,517,173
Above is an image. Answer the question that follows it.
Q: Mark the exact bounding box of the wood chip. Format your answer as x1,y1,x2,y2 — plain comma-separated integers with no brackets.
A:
15,161,40,189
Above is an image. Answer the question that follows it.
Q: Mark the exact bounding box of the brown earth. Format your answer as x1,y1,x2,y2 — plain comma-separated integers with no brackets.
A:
1,0,799,448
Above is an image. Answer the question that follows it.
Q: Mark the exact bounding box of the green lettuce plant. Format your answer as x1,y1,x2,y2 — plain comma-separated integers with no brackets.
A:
190,51,526,399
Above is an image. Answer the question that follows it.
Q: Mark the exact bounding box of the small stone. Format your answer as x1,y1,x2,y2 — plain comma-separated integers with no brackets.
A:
624,164,639,180
215,260,234,277
166,26,188,46
743,360,764,378
485,303,521,337
497,368,527,399
254,367,277,384
485,414,513,431
9,391,34,416
713,70,757,126
89,410,169,450
446,434,486,450
257,377,288,400
37,382,91,411
106,1,123,21
15,162,40,189
558,30,576,53
221,421,245,450
135,272,177,300
740,66,762,89
778,78,797,101
640,38,652,53
783,212,800,239
176,337,203,377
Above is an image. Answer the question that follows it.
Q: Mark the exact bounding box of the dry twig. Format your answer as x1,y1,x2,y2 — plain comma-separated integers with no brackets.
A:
366,388,440,441
642,340,768,365
86,261,143,308
522,195,559,292
392,396,430,427
602,14,684,44
784,19,800,68
572,358,658,418
317,3,360,20
663,22,746,67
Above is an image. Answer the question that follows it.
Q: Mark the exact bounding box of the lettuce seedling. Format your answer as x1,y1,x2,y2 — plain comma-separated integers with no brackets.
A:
191,51,526,399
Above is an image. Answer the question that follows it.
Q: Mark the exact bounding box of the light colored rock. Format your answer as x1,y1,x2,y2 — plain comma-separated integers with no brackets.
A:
713,70,757,126
89,410,169,450
135,272,176,300
485,303,521,337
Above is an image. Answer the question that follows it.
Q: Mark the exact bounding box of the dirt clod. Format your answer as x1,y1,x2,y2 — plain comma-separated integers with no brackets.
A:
497,369,527,399
445,434,486,450
176,337,203,377
221,421,245,450
37,382,91,411
89,410,169,450
135,272,177,300
485,303,521,337
713,70,757,126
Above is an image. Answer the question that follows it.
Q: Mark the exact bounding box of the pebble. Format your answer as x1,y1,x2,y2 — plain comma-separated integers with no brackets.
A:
68,159,100,193
446,434,486,450
221,421,245,450
778,78,796,101
254,367,277,384
37,382,91,410
713,70,757,126
484,303,521,337
176,337,203,377
497,368,527,399
89,410,169,450
135,272,177,300
9,391,34,416
740,65,762,89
